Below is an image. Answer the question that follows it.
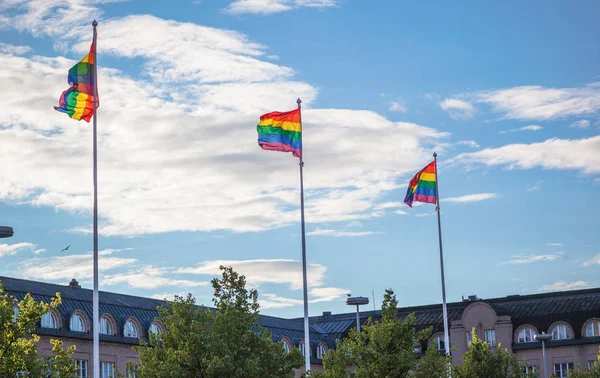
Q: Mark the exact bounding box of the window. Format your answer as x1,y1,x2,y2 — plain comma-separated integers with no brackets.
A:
299,341,306,357
522,365,537,375
317,343,327,359
41,312,57,329
70,314,85,332
100,316,113,335
518,327,535,343
127,363,140,378
585,319,600,337
588,361,598,370
16,371,28,377
282,340,291,354
466,330,474,344
484,329,496,347
432,335,445,351
552,324,568,340
554,362,574,378
149,322,162,335
124,320,138,338
13,306,19,321
101,362,115,378
75,360,88,378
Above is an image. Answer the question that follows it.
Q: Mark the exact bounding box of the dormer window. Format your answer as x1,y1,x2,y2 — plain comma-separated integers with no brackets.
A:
70,313,85,332
149,322,162,335
585,319,600,337
100,316,113,335
124,320,138,338
41,312,58,329
517,326,536,343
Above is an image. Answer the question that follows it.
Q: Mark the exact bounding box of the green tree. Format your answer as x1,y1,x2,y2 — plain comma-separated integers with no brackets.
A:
0,283,77,377
412,342,451,378
453,328,533,378
135,265,303,378
314,289,431,378
566,349,600,377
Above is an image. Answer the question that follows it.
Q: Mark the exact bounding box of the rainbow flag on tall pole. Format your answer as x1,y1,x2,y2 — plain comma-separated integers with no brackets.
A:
257,99,311,373
404,153,451,377
55,21,101,378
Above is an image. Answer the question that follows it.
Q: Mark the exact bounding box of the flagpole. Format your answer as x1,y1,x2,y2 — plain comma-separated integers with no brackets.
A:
91,19,100,378
297,98,311,373
434,152,451,376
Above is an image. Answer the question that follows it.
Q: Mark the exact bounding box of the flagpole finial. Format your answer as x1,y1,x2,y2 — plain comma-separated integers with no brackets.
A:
92,20,98,27
297,98,302,105
433,152,438,158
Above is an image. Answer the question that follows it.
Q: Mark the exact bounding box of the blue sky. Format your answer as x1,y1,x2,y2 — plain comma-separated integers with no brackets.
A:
0,0,599,318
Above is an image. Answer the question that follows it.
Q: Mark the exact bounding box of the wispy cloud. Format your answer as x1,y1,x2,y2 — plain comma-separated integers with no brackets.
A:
307,228,382,237
500,125,543,134
444,193,498,203
539,280,591,292
457,140,480,148
439,98,475,119
225,0,338,15
526,181,543,192
474,83,600,121
544,242,565,247
453,136,600,175
0,42,31,55
583,254,600,267
33,248,46,255
389,101,407,113
0,242,36,257
570,120,591,128
503,254,561,264
103,266,208,289
260,287,349,309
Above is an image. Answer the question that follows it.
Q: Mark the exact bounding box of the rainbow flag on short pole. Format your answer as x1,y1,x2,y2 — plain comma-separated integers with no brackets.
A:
404,154,451,376
257,100,310,373
55,21,102,378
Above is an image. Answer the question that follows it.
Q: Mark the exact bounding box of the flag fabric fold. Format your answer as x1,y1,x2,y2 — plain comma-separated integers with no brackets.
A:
404,161,437,207
257,108,302,158
54,40,97,122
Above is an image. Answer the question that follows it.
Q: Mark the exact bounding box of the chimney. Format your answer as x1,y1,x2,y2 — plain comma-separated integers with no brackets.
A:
322,311,331,318
68,279,81,289
462,294,479,302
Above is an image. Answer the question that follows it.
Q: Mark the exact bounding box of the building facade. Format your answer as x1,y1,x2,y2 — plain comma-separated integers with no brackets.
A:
2,275,600,377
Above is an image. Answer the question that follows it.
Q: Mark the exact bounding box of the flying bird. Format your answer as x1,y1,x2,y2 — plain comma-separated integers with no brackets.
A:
61,245,71,253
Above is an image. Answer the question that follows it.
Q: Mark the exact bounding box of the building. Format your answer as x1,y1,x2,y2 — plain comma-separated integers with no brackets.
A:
2,275,600,378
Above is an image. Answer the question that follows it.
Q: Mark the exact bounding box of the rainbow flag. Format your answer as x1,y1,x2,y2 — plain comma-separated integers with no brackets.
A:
257,108,302,158
404,161,437,207
54,40,97,122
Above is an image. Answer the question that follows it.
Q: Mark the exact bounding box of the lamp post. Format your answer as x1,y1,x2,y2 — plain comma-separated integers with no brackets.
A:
0,226,14,238
534,333,553,378
346,296,369,333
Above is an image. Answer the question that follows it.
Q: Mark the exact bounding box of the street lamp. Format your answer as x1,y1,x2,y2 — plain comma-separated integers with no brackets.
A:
0,226,14,238
346,296,369,333
534,333,553,378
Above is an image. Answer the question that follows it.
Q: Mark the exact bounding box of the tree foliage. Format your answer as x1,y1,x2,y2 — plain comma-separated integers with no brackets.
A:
567,350,600,378
134,265,303,378
0,283,77,377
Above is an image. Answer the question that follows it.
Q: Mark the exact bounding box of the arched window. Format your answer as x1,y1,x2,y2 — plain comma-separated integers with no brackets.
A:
124,319,139,338
584,319,600,337
299,341,306,357
70,313,85,332
99,315,113,335
430,333,446,351
282,340,292,354
149,322,162,335
41,312,58,329
550,321,573,340
316,343,327,359
516,325,537,343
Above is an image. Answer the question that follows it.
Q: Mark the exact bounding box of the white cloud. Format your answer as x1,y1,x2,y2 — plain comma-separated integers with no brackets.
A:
151,292,191,301
570,120,591,128
539,280,591,292
225,0,338,15
389,101,407,113
501,125,543,133
21,250,136,281
453,136,600,175
474,83,600,121
444,193,498,203
103,266,208,289
33,248,46,255
260,286,348,309
373,202,404,210
307,228,382,237
544,242,564,247
526,180,543,192
0,42,31,55
0,242,36,257
583,254,600,267
503,254,561,264
259,293,303,309
178,259,327,290
439,98,475,119
457,140,480,148
394,209,408,215
0,4,447,237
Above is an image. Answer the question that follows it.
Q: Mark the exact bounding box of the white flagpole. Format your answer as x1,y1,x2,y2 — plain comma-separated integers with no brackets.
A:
91,19,100,378
297,98,311,372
